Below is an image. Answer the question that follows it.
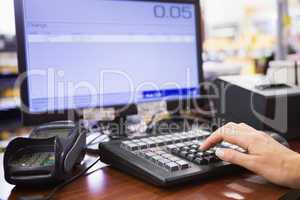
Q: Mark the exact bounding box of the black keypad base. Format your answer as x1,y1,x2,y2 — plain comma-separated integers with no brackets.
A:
99,129,246,186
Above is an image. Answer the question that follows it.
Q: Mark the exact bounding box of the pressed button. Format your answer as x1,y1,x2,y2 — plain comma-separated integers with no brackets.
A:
190,145,198,149
189,149,197,154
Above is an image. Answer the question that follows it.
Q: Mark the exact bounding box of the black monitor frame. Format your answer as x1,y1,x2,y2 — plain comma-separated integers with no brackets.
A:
14,0,205,126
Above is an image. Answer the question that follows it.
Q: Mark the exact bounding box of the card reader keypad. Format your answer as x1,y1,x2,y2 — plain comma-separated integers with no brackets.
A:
11,152,55,168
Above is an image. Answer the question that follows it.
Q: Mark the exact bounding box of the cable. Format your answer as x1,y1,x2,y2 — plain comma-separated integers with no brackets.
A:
86,125,110,147
86,135,108,146
146,110,167,133
18,157,101,200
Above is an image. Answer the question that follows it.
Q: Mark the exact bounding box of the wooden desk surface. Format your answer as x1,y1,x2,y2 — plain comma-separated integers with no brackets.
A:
1,141,300,200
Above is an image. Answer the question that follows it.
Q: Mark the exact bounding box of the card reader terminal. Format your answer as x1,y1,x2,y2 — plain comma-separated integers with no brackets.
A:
4,121,86,185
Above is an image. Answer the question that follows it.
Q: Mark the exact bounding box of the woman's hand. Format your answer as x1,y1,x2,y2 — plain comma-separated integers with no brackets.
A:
200,122,300,189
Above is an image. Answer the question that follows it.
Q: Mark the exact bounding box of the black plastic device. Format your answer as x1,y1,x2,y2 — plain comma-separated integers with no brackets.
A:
98,128,289,187
212,75,300,139
98,129,241,187
4,121,86,185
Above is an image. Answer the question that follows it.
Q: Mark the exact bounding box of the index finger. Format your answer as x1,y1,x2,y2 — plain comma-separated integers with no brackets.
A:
200,123,254,150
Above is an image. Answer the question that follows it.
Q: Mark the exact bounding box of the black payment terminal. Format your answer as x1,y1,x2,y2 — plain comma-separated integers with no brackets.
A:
4,121,86,186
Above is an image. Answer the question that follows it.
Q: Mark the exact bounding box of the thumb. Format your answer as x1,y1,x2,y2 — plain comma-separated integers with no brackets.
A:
215,148,257,171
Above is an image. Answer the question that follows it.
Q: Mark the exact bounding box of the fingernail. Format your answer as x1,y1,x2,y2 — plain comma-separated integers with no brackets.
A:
215,148,224,158
199,144,205,151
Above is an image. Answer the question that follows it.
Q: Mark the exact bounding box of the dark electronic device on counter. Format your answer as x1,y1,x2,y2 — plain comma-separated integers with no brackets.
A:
212,75,300,140
4,121,86,185
99,128,288,186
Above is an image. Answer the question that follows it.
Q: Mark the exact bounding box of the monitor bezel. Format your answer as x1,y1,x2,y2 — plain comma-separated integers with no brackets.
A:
14,0,205,126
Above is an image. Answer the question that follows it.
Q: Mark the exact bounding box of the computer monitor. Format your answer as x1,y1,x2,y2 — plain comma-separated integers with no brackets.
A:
0,0,15,36
14,0,204,125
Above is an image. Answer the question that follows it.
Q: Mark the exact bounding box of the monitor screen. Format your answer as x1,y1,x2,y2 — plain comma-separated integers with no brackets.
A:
0,0,15,36
20,0,201,113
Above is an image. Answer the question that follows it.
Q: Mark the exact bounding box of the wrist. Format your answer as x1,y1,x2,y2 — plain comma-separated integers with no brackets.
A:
284,153,300,189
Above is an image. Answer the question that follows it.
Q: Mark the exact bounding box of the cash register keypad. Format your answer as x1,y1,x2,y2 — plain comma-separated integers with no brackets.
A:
121,131,246,172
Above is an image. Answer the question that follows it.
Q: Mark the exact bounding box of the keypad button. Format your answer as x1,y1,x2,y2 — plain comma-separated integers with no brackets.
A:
191,140,201,145
199,130,211,137
137,142,147,150
165,162,179,172
187,134,197,140
181,146,189,151
144,152,156,159
156,140,165,146
158,158,170,166
178,135,187,141
167,155,181,162
171,148,180,154
166,145,177,152
195,152,204,157
176,143,185,148
204,150,214,156
126,143,139,151
177,160,189,169
162,153,173,159
193,157,208,165
121,141,132,145
151,155,163,162
190,145,198,149
173,137,181,142
140,138,150,143
186,154,195,161
179,151,188,158
146,141,157,148
184,142,193,146
156,150,167,155
189,149,197,154
148,137,156,141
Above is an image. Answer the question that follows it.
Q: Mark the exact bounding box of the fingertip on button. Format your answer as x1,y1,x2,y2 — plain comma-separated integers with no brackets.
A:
199,144,206,151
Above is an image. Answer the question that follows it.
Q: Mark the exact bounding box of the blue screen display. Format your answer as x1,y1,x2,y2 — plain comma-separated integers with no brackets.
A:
22,0,201,113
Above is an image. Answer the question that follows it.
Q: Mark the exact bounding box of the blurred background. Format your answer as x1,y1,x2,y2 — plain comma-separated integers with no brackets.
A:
0,0,300,144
